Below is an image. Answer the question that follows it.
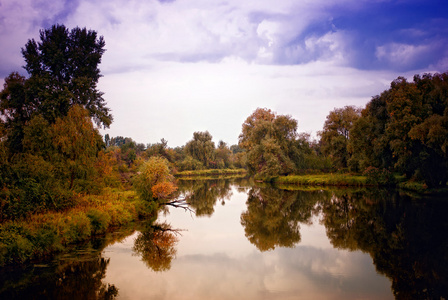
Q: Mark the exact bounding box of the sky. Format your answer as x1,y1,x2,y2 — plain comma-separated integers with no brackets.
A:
1,0,448,147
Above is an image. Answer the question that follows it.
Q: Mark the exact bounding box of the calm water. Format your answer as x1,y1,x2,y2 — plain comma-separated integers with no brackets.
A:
1,178,448,299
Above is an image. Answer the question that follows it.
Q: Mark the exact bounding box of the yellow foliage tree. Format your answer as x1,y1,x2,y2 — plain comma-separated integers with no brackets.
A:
134,156,177,202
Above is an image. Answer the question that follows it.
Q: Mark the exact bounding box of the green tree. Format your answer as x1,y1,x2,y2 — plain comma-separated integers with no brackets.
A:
349,93,393,171
0,73,29,152
350,72,448,187
184,131,216,168
21,24,112,127
319,106,361,170
238,108,299,179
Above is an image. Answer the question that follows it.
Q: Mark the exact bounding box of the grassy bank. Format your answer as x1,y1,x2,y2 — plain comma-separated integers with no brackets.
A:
175,168,247,177
0,188,151,266
274,174,369,187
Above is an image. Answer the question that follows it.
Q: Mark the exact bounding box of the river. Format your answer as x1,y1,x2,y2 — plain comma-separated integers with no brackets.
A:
1,177,447,299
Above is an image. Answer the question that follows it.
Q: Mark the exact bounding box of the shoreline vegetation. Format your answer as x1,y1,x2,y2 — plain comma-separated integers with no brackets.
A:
175,168,247,177
0,188,149,266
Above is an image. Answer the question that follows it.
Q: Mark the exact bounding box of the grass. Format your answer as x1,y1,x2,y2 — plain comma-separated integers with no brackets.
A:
273,174,369,187
175,168,247,177
0,188,152,266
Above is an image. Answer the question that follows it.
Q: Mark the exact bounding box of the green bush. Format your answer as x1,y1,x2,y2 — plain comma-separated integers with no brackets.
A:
363,167,396,186
0,224,33,265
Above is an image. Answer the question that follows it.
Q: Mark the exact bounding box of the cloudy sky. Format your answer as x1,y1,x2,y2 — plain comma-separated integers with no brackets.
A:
1,0,447,147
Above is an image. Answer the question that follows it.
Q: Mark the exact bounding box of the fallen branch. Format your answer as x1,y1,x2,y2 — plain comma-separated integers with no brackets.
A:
161,197,194,214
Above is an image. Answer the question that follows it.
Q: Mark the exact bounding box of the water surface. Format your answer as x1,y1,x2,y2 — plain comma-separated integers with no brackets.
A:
2,178,448,299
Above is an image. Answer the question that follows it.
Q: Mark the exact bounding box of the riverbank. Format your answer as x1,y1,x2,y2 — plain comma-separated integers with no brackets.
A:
175,168,247,177
0,188,152,267
273,174,369,187
273,174,448,196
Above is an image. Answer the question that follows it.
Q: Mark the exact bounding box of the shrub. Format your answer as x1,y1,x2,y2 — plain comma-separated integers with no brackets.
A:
63,212,92,244
87,209,111,234
363,167,396,186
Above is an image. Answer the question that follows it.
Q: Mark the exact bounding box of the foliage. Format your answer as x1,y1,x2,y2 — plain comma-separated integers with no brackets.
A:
21,24,112,127
0,25,115,220
134,156,177,203
350,72,448,188
0,189,141,266
175,168,246,177
176,155,204,171
238,108,296,180
132,222,179,272
362,166,396,186
319,106,361,170
184,131,216,168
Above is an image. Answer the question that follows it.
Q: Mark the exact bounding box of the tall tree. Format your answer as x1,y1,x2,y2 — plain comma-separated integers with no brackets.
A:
51,105,104,190
184,131,216,168
0,73,30,152
350,72,448,187
21,24,112,127
319,106,361,170
238,108,298,179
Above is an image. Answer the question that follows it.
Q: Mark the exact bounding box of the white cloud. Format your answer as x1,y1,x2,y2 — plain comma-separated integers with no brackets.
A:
1,0,446,147
376,43,430,69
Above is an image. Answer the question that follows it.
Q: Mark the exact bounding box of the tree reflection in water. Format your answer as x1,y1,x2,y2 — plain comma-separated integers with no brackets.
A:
240,185,329,251
320,189,448,299
178,179,234,217
132,222,181,272
0,243,119,299
239,183,448,298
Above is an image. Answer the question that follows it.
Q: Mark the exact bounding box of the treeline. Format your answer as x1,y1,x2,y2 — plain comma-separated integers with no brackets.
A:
321,73,448,188
235,72,448,188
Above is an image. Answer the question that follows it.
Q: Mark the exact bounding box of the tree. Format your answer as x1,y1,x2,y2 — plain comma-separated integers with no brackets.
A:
21,24,112,127
215,140,232,168
134,156,177,203
51,105,104,190
319,106,361,170
184,131,216,168
0,73,29,152
238,108,299,179
350,72,448,187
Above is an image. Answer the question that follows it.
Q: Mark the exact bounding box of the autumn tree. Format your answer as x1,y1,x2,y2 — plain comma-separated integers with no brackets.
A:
215,140,232,168
132,223,179,272
51,105,104,190
318,106,361,170
134,156,177,204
